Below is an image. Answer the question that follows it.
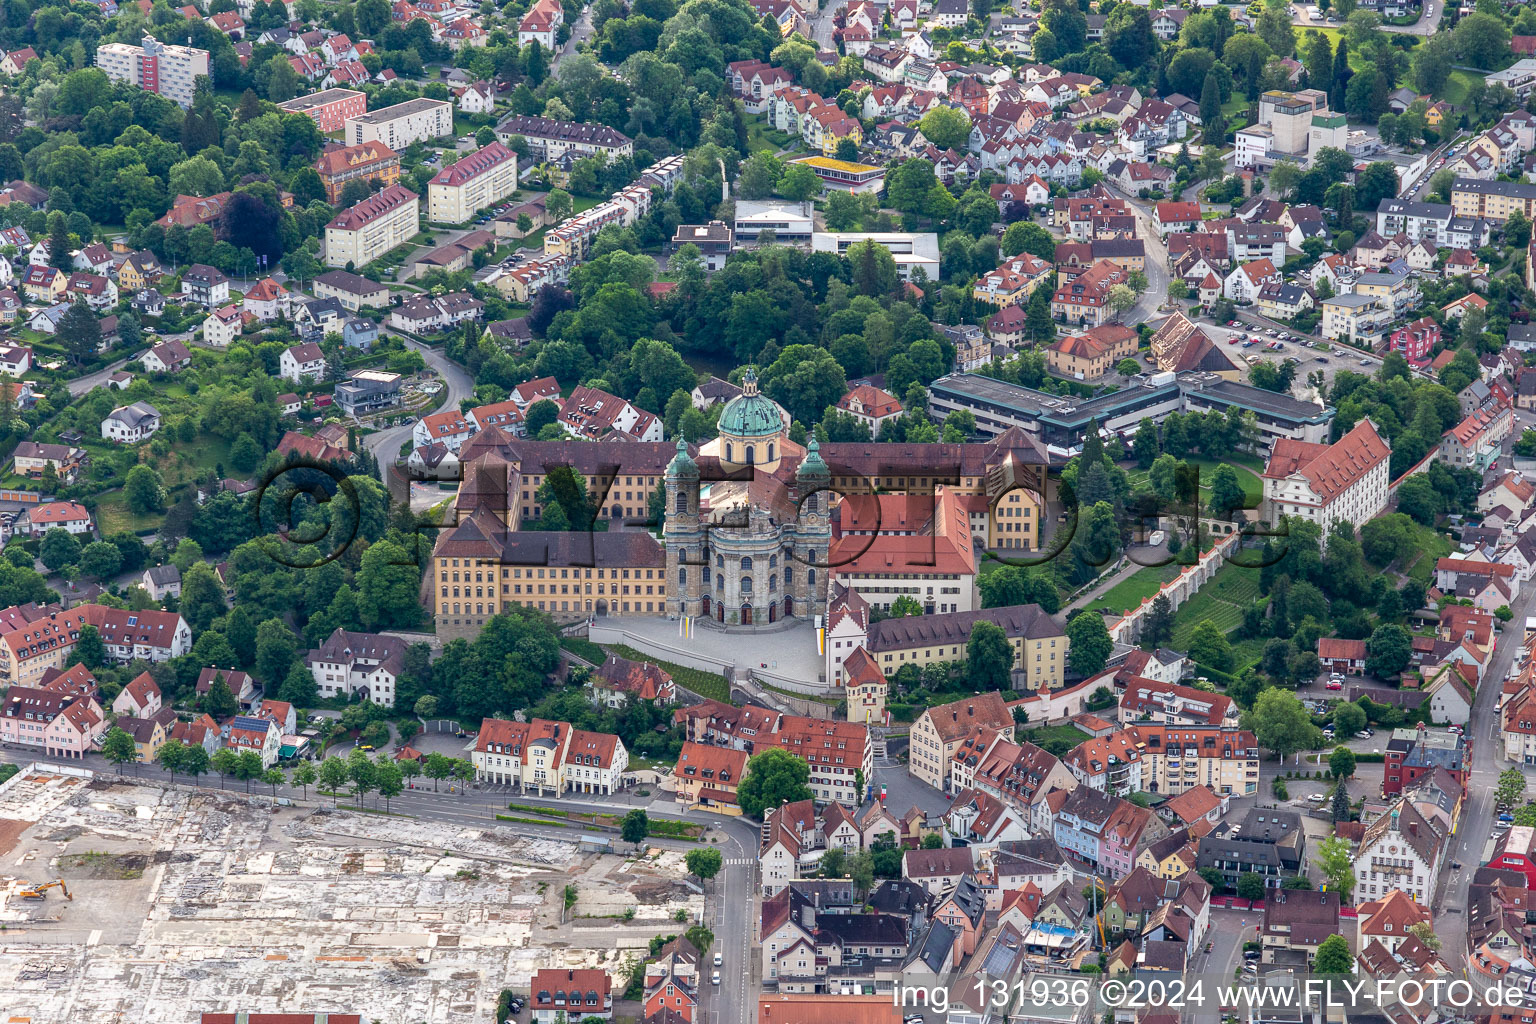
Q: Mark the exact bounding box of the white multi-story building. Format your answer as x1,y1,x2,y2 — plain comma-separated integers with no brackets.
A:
1261,419,1391,543
1353,799,1445,905
95,35,209,108
427,142,519,224
279,342,327,383
324,184,419,268
302,628,406,707
344,97,453,148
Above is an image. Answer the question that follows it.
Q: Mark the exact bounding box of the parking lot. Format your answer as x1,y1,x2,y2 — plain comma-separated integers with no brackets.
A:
1199,317,1376,396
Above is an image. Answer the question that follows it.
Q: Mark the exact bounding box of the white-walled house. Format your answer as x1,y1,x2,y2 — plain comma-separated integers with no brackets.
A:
101,402,161,443
279,342,328,384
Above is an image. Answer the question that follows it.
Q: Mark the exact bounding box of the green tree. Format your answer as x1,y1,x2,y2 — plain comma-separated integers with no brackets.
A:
71,624,106,669
776,164,820,202
1332,702,1366,736
101,727,138,772
57,302,102,365
685,847,723,883
1315,835,1355,904
318,756,349,804
525,399,560,436
262,766,286,796
292,760,318,799
1199,70,1225,141
1497,767,1527,809
1314,933,1354,973
78,540,123,580
1208,464,1247,519
1331,782,1351,823
202,673,239,718
235,750,264,793
1001,221,1056,261
1329,746,1356,779
156,739,187,784
967,619,1014,690
621,809,650,850
1236,872,1267,900
278,662,319,708
1364,623,1411,678
124,464,166,515
1140,595,1175,648
1242,688,1317,760
1065,612,1113,676
1188,620,1234,671
737,747,814,818
423,751,453,792
211,748,240,789
40,527,82,571
375,758,404,812
255,618,298,683
918,105,972,149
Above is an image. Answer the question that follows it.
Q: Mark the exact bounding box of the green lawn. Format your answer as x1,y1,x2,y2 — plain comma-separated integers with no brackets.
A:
1441,70,1482,108
94,489,165,535
1170,562,1263,648
1125,455,1262,506
1398,521,1454,583
744,114,798,155
1017,723,1091,751
1087,564,1180,616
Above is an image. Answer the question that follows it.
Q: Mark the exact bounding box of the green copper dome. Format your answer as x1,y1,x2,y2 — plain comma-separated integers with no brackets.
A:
666,437,698,478
717,368,783,439
797,438,829,481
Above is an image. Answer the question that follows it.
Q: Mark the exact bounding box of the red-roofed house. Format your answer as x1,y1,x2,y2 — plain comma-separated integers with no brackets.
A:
836,384,903,433
591,653,677,707
1318,638,1367,675
673,741,749,812
1261,419,1391,544
532,968,612,1024
1152,202,1204,235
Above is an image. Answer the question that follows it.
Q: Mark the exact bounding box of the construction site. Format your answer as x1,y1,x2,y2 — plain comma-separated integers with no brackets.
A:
0,764,704,1023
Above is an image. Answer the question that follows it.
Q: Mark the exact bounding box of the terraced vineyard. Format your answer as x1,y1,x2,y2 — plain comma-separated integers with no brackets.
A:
1170,565,1263,647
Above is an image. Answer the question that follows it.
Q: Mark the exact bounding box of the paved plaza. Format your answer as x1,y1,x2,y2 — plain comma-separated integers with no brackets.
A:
591,615,828,689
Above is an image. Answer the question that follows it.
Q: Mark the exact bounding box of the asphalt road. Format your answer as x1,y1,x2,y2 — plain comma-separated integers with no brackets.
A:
0,744,760,1021
1186,909,1255,1024
362,335,475,486
1290,2,1446,36
810,0,849,50
1434,578,1536,964
1100,184,1170,327
65,355,136,397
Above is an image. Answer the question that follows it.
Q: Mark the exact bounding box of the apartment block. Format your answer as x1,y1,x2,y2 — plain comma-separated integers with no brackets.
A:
344,97,453,148
494,114,634,163
427,142,520,224
324,184,419,268
1451,177,1536,224
278,88,366,133
95,34,208,108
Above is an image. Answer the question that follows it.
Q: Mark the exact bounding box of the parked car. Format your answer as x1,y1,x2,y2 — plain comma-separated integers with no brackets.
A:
712,972,721,986
1326,680,1343,690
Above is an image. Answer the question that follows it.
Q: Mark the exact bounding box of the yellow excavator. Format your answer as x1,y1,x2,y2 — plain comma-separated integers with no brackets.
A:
17,880,72,901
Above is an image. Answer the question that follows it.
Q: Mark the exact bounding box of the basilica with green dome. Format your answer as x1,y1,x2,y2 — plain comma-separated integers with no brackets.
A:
663,370,832,628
